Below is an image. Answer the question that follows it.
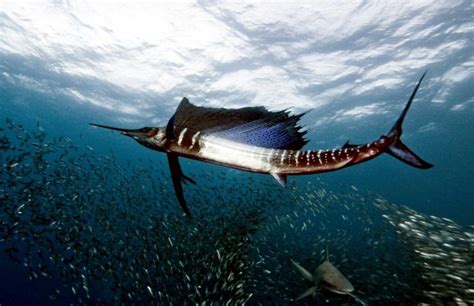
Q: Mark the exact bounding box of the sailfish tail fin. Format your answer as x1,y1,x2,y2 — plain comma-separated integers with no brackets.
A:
384,71,433,169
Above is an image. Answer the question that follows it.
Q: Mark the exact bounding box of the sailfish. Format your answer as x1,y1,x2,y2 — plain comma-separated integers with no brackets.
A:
91,72,432,218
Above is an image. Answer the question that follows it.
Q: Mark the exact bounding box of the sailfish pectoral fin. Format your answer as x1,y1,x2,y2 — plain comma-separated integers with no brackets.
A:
167,153,193,219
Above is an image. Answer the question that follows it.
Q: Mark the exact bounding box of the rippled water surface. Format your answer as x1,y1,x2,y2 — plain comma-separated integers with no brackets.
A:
1,1,473,305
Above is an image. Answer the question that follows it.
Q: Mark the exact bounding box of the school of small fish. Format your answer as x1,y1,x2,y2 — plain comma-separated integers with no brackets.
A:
1,119,472,304
377,198,474,304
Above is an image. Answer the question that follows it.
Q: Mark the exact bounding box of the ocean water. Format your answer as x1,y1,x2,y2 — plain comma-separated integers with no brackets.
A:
1,1,473,305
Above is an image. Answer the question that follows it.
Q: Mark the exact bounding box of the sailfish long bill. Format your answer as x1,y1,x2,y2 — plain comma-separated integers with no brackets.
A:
91,72,433,218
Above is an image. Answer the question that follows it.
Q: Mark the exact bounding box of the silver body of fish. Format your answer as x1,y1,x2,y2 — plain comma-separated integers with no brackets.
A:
91,72,432,218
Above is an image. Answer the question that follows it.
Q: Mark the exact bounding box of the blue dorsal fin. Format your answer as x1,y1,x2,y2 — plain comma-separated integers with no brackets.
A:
173,98,309,150
212,120,307,149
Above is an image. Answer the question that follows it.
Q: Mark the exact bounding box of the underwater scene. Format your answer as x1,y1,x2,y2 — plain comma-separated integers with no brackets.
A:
1,1,473,305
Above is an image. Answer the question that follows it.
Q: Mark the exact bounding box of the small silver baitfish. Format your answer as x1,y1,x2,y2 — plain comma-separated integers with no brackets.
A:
91,72,432,218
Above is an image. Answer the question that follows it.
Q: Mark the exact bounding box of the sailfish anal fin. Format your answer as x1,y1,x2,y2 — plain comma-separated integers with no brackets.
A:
271,173,287,188
167,153,193,219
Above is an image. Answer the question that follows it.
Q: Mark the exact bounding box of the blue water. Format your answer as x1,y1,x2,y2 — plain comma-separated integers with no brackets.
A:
1,1,473,305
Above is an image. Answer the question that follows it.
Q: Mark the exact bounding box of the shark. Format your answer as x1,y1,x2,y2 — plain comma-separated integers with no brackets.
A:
291,245,365,304
91,72,432,218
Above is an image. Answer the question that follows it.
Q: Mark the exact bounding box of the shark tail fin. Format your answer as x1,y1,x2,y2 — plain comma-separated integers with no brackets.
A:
384,71,433,169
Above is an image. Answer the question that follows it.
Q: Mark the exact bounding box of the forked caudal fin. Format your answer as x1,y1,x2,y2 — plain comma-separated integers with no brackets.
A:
384,71,433,169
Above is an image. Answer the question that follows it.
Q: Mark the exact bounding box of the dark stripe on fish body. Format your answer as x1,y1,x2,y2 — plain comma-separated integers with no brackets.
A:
174,127,202,153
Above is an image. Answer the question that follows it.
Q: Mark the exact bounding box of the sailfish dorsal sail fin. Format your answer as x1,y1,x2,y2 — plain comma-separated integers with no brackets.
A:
172,98,309,150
